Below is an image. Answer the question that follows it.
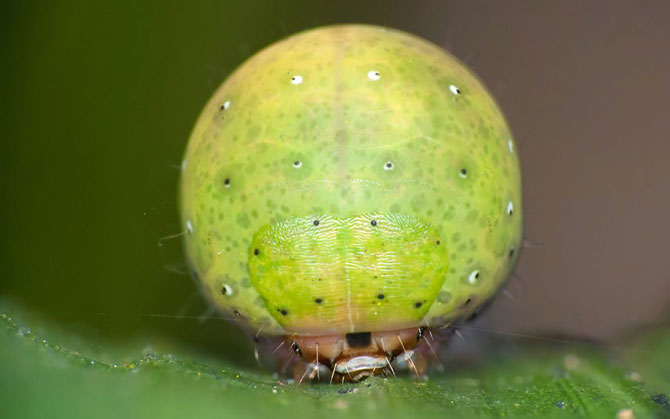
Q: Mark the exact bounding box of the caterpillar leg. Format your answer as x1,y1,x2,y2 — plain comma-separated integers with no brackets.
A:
282,327,449,383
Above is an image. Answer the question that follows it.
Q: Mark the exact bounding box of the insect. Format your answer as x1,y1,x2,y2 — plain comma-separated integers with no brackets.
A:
180,24,522,382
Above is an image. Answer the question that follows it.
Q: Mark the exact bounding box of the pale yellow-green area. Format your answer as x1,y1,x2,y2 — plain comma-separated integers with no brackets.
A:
180,24,522,336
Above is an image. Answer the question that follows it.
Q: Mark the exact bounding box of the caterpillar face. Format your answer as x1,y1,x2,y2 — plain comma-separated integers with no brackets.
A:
180,24,522,380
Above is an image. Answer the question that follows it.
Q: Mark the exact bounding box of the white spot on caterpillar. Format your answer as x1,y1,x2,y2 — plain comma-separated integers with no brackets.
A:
507,201,514,216
181,159,187,172
290,75,303,85
367,70,381,81
222,284,233,296
449,84,461,95
468,270,480,284
186,219,193,234
383,161,394,171
293,160,302,168
508,138,514,154
223,100,230,110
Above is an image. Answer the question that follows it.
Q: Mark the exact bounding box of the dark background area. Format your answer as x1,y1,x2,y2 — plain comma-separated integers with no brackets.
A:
2,0,669,363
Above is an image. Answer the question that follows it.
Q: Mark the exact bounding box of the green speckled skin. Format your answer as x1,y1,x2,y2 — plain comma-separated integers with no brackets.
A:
180,24,522,336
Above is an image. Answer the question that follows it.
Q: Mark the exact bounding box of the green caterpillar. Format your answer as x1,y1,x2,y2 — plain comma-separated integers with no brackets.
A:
180,24,522,382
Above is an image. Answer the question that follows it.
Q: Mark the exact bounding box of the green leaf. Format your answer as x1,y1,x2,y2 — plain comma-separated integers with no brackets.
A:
0,301,667,419
621,325,670,398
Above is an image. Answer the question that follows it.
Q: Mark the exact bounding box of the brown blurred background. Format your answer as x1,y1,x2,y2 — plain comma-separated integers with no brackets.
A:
421,1,670,340
1,1,669,357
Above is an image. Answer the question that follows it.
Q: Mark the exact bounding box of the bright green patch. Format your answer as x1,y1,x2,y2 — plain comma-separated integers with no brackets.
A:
249,213,448,333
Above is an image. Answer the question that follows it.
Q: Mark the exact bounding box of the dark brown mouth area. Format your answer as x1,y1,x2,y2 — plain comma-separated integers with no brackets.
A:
287,327,427,382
